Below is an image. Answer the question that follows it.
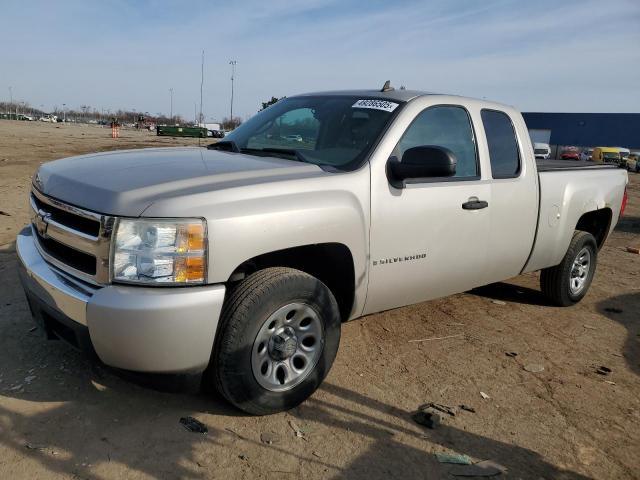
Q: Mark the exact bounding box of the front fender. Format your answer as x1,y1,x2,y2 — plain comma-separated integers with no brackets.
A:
143,166,371,317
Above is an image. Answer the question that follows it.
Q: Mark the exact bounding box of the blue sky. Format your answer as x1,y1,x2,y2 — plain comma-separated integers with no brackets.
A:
2,0,639,120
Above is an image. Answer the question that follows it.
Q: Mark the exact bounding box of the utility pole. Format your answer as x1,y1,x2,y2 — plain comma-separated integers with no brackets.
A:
199,50,204,127
229,60,237,125
8,86,14,118
169,88,174,124
63,103,66,123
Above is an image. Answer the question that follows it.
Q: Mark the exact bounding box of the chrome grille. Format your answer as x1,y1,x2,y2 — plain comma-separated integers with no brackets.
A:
30,188,115,285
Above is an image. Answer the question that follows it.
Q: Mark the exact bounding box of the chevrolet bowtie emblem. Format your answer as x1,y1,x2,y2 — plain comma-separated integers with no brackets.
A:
35,209,52,238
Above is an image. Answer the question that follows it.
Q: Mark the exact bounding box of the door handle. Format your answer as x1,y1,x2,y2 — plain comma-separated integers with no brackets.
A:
462,199,489,210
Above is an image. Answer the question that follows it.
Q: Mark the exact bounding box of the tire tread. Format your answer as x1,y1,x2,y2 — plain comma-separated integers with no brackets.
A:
210,267,339,415
540,230,597,307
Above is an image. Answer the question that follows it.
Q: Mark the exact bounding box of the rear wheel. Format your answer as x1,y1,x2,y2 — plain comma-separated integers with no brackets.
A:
207,267,341,415
540,231,597,306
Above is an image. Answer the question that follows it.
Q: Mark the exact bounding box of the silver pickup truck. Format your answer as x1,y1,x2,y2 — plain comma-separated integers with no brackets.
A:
17,87,628,414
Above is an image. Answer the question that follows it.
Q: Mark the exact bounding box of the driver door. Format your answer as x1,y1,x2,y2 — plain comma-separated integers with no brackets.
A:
364,103,491,314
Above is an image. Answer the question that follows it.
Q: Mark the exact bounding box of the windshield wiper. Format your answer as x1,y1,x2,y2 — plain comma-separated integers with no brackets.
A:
241,147,309,163
207,140,240,152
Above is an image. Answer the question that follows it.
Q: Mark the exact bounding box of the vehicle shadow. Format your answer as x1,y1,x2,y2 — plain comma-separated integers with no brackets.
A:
305,383,594,480
0,240,17,253
0,371,597,480
0,252,596,479
614,215,640,234
469,281,553,307
596,292,640,377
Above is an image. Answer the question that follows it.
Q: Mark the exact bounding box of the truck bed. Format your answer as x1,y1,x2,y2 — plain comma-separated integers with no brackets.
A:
536,160,618,172
524,162,627,274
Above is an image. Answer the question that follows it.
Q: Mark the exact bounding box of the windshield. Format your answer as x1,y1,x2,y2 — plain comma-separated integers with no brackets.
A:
603,152,620,159
534,148,548,154
220,96,401,170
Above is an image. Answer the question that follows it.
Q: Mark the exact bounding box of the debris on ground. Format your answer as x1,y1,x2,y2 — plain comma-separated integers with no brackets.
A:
505,352,518,358
179,417,208,434
582,324,598,330
225,427,242,438
435,452,473,464
409,333,464,343
419,402,457,417
459,405,476,413
604,307,623,314
604,380,616,385
491,300,506,306
480,391,490,400
412,407,442,429
312,451,323,458
24,443,46,450
238,454,248,461
596,366,612,376
523,364,544,373
0,211,11,216
450,459,507,477
24,375,37,384
260,432,281,445
626,246,640,254
288,420,305,438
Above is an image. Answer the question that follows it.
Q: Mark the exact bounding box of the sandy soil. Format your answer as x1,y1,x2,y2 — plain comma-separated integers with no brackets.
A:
0,119,639,480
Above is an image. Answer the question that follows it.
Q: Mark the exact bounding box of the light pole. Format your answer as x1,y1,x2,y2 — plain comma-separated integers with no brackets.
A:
63,103,66,123
229,60,237,126
169,88,174,124
8,86,14,118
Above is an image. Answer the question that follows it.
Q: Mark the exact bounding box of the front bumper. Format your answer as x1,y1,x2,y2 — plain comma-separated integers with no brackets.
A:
17,227,225,373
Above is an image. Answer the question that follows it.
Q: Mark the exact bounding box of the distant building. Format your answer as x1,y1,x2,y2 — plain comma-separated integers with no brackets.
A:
523,113,640,152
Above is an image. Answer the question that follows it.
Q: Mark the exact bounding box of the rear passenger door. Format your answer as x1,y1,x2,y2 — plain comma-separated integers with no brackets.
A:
480,109,538,284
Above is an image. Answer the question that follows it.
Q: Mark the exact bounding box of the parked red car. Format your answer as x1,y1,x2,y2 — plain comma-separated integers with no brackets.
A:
561,150,580,160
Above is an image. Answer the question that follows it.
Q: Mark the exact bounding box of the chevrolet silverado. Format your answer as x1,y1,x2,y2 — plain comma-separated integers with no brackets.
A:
18,86,628,414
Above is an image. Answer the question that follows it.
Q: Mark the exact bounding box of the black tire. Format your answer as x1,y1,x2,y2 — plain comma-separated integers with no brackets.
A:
540,231,598,307
207,267,341,415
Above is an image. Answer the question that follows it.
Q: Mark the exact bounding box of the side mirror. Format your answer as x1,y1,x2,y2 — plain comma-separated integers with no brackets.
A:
387,145,457,188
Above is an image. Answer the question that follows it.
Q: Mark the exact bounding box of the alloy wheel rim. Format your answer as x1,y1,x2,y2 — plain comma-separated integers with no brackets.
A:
569,247,591,295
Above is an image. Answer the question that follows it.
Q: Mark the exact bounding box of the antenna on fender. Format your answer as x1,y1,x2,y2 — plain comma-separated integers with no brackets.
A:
380,80,394,92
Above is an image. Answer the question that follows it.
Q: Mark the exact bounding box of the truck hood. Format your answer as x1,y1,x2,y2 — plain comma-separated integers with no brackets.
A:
33,147,326,216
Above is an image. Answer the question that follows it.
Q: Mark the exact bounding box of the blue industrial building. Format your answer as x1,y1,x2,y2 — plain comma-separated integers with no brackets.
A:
522,113,640,150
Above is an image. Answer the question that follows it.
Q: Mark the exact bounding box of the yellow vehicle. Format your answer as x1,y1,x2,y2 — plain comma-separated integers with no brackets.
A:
592,147,622,166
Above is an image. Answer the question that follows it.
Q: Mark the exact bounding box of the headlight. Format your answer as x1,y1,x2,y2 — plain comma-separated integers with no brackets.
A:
112,218,207,285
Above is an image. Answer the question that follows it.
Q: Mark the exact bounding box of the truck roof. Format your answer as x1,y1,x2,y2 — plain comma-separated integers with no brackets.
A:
293,89,515,111
295,89,431,102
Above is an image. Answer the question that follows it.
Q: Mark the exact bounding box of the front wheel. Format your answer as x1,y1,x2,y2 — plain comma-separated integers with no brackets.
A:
540,231,598,306
207,267,341,415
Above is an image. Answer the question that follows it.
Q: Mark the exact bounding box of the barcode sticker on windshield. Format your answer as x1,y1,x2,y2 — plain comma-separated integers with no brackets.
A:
352,99,399,112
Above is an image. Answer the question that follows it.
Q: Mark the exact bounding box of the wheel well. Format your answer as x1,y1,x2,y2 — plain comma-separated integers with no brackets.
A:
575,208,612,249
228,243,356,321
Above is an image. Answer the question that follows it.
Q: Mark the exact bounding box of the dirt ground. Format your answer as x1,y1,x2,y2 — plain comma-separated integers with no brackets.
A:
0,119,638,480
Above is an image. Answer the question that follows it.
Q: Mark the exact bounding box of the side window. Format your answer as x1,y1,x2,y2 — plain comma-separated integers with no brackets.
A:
481,110,521,178
396,106,478,179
